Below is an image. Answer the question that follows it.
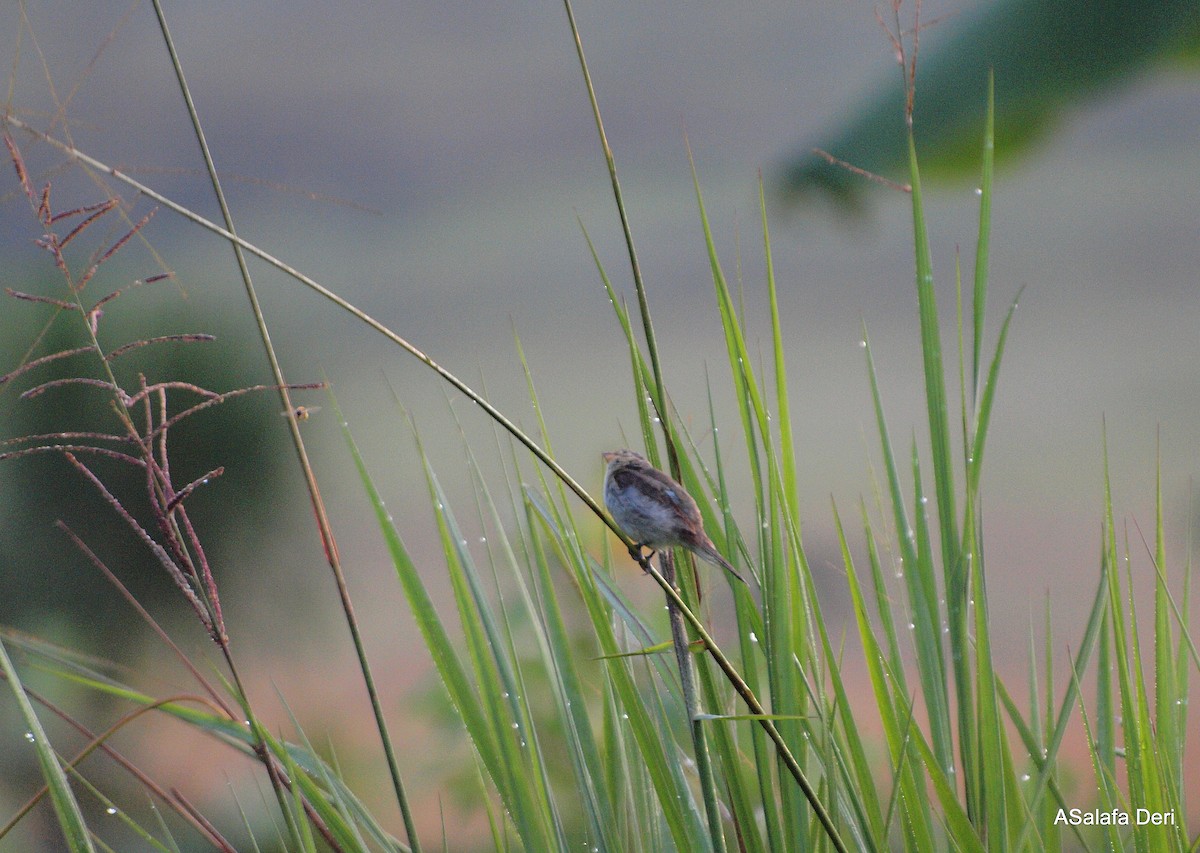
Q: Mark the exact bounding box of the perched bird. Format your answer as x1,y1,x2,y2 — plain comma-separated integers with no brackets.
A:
602,449,745,583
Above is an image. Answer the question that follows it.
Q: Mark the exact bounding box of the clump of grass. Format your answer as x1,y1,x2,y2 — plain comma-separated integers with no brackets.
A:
1,1,1194,851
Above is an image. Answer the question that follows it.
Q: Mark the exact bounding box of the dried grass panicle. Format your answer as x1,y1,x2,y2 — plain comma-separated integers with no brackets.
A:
1,134,324,645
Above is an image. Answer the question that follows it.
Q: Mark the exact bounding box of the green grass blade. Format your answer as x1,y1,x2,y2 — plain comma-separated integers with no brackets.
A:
0,637,96,852
971,72,995,396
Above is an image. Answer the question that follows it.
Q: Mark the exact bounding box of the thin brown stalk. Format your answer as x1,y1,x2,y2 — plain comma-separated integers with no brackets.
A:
62,451,213,636
0,345,98,385
104,333,215,362
55,521,233,715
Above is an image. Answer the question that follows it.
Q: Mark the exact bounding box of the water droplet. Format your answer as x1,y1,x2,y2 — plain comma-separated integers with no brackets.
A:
974,187,983,196
24,731,35,742
511,722,520,730
749,632,758,643
1020,773,1030,782
106,807,118,816
919,495,928,505
907,622,915,630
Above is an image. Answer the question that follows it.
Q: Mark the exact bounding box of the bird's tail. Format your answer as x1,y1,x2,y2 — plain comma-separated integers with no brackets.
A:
692,541,747,584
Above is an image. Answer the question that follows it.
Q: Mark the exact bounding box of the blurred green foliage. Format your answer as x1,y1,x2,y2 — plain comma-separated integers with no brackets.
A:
780,0,1200,206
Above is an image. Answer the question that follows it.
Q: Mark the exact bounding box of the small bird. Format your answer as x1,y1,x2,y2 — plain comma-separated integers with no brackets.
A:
602,449,745,583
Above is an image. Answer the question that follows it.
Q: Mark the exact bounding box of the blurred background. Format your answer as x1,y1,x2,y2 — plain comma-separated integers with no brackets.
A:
2,0,1198,848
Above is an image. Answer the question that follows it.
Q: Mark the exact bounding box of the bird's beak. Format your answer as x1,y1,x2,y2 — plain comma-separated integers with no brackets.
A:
601,451,617,463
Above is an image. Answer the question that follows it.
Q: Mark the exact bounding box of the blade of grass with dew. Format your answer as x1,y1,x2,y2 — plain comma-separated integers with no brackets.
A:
966,289,1022,500
272,741,317,853
1151,441,1184,811
62,769,174,853
818,502,891,850
840,500,936,850
535,527,711,849
1071,664,1126,852
906,128,961,602
522,489,688,716
339,418,541,847
418,458,563,850
654,431,766,853
960,257,1009,850
861,329,917,687
522,489,710,850
453,419,585,849
458,363,616,849
18,597,403,850
906,442,956,779
702,388,775,852
970,72,995,399
1119,531,1179,852
274,691,374,853
760,176,801,532
908,128,980,814
0,637,96,852
689,152,818,849
521,504,619,850
1005,543,1113,851
1102,502,1165,853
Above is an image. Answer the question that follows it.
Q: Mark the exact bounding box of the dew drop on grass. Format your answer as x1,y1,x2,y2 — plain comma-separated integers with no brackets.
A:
859,340,867,348
749,631,758,643
1021,774,1031,782
106,807,118,816
974,187,983,196
907,622,915,630
24,731,35,742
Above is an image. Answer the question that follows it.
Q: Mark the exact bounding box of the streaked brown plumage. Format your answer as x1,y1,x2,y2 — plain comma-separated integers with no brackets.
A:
602,449,745,583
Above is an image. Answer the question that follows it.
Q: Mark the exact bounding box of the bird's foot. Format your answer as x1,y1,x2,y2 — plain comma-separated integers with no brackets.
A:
628,543,656,572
